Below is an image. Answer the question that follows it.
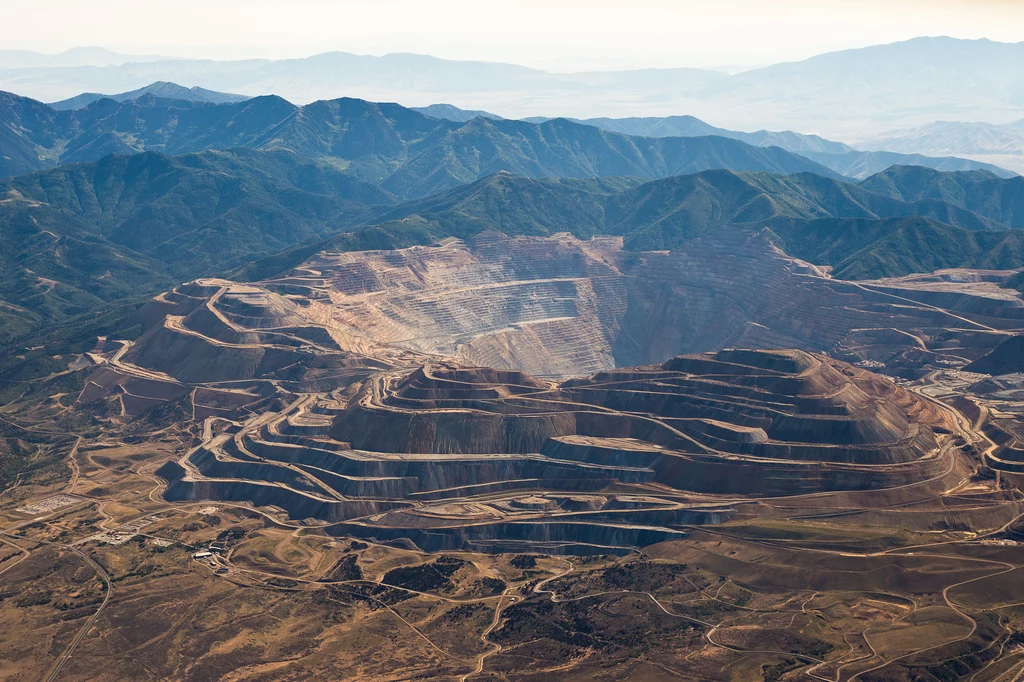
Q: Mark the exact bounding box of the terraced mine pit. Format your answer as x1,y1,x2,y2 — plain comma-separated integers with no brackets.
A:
7,233,1024,680
150,347,970,555
62,231,1023,552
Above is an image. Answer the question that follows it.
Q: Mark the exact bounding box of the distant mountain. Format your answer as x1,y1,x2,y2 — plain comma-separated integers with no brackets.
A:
412,103,503,122
482,110,1015,180
0,148,396,343
49,81,250,110
1,38,1023,137
801,150,1016,180
715,37,1024,135
0,91,841,197
554,115,852,155
374,116,842,199
586,123,1020,180
0,51,724,119
414,104,844,153
855,119,1024,175
581,121,1014,179
860,119,1024,156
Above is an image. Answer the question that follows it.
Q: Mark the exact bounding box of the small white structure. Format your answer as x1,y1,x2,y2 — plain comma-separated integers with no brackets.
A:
193,551,213,559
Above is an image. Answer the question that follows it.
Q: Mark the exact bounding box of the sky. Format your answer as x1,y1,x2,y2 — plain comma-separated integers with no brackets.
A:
4,0,1024,71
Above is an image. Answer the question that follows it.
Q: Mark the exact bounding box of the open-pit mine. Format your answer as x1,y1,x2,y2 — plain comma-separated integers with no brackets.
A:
5,232,1024,681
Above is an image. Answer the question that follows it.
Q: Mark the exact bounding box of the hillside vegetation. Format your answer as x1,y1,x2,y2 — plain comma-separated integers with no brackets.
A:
0,148,395,343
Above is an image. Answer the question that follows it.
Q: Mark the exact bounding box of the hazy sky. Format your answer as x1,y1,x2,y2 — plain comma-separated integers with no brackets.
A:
5,0,1024,70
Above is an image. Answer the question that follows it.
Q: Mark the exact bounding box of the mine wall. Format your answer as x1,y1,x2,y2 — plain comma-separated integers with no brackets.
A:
324,520,693,555
190,446,323,492
407,479,613,500
331,405,579,454
242,435,657,493
124,323,282,382
160,473,407,522
651,450,949,496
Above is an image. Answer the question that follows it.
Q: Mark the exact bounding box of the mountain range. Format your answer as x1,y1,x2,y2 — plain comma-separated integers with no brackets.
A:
1,37,1023,138
592,123,1016,180
444,107,1015,179
2,87,1012,191
0,90,840,192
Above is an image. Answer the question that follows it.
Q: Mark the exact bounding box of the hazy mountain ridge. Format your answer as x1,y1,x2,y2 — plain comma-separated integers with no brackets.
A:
0,90,840,195
801,149,1016,180
1,37,1022,137
530,114,853,155
860,119,1024,156
49,81,249,110
412,103,503,121
431,104,1015,179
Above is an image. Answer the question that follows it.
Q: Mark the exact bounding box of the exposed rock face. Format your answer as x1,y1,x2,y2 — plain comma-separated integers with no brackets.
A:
258,231,1024,378
965,334,1024,375
108,233,1024,389
122,279,402,386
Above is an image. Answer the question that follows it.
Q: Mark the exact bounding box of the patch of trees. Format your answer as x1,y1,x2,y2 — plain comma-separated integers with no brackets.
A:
383,563,451,592
441,603,485,624
111,563,157,583
433,555,468,577
215,526,247,543
15,590,53,607
601,560,689,592
383,556,468,593
322,554,362,582
478,577,506,595
492,600,595,648
762,658,804,682
509,555,536,569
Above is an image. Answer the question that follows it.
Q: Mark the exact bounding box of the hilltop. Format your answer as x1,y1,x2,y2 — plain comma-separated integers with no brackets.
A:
49,81,249,110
